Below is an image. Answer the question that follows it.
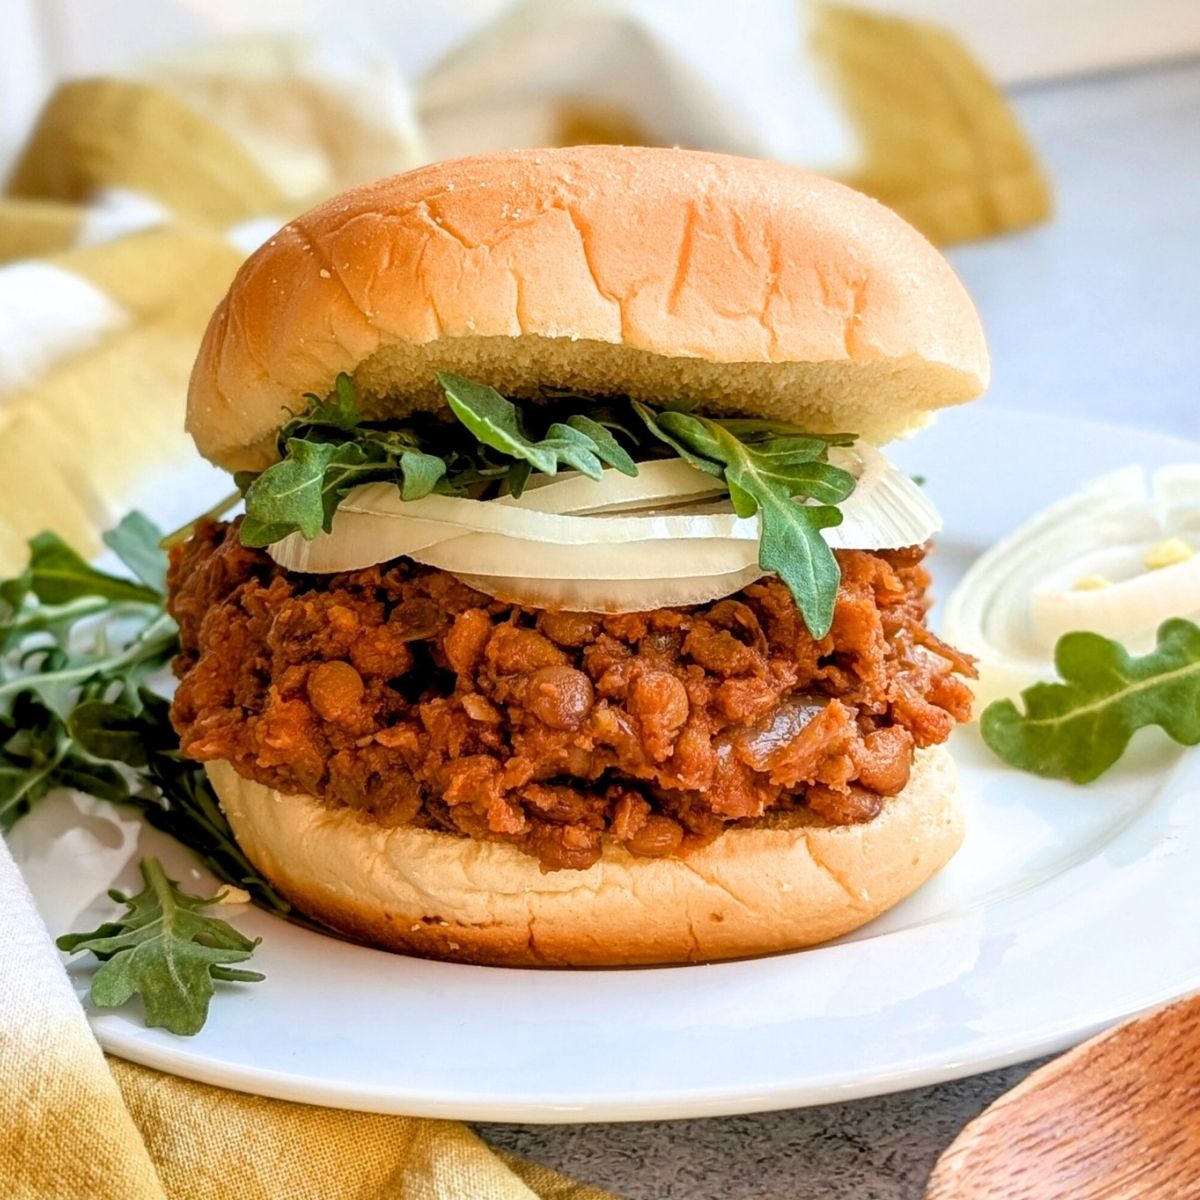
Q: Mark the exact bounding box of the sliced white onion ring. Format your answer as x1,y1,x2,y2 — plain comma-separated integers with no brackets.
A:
495,459,728,514
268,440,941,612
268,510,444,573
824,444,941,551
457,566,768,612
941,464,1200,706
409,534,758,579
339,484,759,544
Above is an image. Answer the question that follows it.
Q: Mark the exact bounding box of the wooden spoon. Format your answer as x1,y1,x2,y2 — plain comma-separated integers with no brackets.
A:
925,992,1200,1199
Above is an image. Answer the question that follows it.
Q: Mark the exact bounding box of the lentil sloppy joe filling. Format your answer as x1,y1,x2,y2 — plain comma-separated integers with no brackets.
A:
168,520,975,872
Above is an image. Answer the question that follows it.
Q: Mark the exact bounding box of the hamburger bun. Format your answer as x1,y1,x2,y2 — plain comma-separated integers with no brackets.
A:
187,145,988,472
207,745,962,966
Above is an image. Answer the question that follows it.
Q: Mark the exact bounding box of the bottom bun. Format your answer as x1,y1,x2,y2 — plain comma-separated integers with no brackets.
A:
208,745,963,966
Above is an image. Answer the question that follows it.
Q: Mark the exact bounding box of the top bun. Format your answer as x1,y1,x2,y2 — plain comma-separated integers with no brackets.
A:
188,146,989,472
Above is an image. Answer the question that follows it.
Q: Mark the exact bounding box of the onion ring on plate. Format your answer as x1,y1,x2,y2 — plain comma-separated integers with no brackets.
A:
942,464,1200,705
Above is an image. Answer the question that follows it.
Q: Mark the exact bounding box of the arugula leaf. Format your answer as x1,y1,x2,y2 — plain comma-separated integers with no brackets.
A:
715,418,855,448
327,373,363,429
438,373,631,483
564,414,638,476
57,857,263,1036
0,564,31,634
715,438,849,639
0,511,176,830
0,523,304,924
279,375,362,436
0,610,176,722
980,618,1200,783
637,408,855,638
68,697,154,766
241,440,366,546
506,459,533,499
438,373,559,474
25,532,161,606
0,691,131,829
398,449,447,500
243,373,659,536
64,688,311,925
240,377,478,545
631,401,724,478
0,522,176,827
0,521,175,727
239,435,450,548
542,423,605,479
0,517,346,1031
102,511,169,593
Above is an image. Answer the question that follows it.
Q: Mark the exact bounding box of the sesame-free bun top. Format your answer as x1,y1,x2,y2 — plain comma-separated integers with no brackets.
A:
188,146,989,472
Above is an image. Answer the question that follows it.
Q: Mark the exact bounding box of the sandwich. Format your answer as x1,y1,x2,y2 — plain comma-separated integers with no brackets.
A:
169,146,985,965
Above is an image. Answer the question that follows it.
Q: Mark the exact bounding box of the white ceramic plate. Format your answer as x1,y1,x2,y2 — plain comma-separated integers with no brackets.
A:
11,405,1200,1123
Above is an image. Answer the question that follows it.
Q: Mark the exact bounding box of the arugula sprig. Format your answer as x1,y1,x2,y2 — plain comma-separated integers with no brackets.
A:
239,372,639,547
57,857,263,1036
237,378,446,545
0,516,176,828
633,404,854,637
0,515,318,1030
981,618,1200,782
239,373,858,636
1,517,306,916
65,687,319,928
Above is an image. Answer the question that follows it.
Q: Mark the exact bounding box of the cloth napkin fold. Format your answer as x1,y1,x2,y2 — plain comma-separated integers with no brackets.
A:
0,5,1048,1197
0,837,608,1200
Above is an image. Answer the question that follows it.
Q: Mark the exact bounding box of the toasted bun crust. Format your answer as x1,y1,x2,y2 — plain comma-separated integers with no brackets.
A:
207,745,963,966
188,146,988,472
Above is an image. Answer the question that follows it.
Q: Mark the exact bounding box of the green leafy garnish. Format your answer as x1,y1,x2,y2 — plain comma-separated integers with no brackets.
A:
102,511,170,593
239,373,858,635
441,373,564,476
57,857,263,1036
0,517,332,1032
560,413,638,476
239,371,647,542
980,618,1200,783
63,686,318,930
439,373,639,487
0,516,325,1029
238,383,452,546
242,439,373,545
18,529,162,608
0,529,176,825
635,406,855,637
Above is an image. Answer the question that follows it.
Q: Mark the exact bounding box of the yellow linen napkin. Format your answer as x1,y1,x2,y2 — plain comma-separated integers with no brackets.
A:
0,7,1048,1197
0,837,608,1200
417,0,1050,243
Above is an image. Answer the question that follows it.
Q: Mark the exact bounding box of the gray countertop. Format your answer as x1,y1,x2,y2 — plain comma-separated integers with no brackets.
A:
478,56,1200,1199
